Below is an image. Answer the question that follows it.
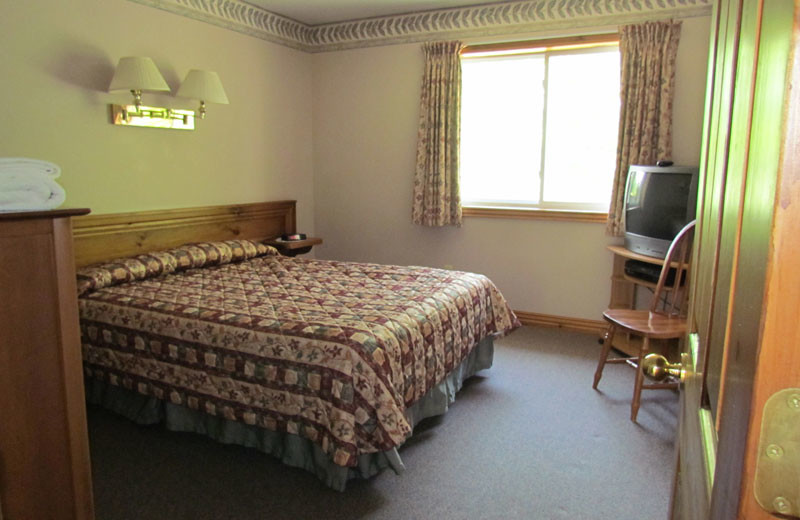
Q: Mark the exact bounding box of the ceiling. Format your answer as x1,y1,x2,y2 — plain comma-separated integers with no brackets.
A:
245,0,508,25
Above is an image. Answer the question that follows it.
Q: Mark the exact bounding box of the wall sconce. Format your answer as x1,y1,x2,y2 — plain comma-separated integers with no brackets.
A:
108,56,228,130
177,70,229,119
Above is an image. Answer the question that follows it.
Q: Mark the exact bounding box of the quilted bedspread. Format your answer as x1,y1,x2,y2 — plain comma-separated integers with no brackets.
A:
79,249,519,468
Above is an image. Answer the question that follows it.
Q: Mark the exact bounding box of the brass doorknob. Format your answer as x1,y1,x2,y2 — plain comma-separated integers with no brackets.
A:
642,353,683,382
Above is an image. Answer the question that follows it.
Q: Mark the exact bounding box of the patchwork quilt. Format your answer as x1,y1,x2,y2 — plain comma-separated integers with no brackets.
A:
78,240,519,468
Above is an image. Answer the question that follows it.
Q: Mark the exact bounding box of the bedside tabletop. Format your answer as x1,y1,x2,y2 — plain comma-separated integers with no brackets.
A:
265,237,322,257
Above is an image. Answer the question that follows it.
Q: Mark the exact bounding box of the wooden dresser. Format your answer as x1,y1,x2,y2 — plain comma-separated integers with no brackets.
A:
0,209,94,519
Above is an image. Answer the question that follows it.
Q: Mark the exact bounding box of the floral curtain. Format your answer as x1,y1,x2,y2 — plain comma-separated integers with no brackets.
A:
607,21,682,236
412,41,464,227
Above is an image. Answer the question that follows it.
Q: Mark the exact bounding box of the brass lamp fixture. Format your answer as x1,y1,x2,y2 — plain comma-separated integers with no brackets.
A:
108,57,228,130
108,57,170,109
176,70,229,119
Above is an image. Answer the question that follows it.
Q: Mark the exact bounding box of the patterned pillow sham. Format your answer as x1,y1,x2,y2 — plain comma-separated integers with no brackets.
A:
169,244,223,270
168,240,278,269
76,251,177,296
225,239,274,261
76,239,279,296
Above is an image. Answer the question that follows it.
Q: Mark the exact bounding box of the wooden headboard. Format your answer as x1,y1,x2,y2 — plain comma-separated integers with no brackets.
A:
72,200,296,267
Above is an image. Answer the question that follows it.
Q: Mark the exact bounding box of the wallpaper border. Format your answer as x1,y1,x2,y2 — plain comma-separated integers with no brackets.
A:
127,0,713,53
126,0,315,51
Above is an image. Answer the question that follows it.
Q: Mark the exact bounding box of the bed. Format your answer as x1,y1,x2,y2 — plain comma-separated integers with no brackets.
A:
72,201,519,490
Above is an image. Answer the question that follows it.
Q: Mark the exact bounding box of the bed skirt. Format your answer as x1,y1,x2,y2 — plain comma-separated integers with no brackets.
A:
86,336,494,491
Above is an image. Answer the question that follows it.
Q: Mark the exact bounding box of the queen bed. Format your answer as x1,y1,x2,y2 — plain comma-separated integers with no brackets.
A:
72,201,519,490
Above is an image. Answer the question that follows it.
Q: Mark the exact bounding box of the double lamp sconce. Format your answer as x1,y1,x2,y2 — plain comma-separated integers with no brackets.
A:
109,56,228,130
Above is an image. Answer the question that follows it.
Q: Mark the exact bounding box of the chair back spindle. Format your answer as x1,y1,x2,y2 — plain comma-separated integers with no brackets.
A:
650,220,696,316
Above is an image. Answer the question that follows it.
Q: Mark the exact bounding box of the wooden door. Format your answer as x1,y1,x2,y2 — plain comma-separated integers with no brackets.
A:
673,0,798,518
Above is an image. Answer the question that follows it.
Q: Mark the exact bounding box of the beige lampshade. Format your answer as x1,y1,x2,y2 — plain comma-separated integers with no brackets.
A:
108,57,170,93
176,70,229,104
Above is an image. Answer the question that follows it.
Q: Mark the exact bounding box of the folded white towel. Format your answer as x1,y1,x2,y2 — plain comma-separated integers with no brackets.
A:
0,158,61,178
0,171,66,211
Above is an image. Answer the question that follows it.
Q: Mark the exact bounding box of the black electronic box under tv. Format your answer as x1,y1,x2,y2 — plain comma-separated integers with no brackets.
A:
623,164,699,259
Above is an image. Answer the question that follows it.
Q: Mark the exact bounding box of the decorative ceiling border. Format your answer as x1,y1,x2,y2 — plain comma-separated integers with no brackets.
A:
127,0,315,51
313,0,712,51
128,0,712,53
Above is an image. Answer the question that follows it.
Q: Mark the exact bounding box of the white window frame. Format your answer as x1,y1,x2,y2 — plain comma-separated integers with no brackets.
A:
459,34,620,221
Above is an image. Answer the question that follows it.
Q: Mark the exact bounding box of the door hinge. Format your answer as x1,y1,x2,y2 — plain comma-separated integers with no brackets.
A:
754,388,800,517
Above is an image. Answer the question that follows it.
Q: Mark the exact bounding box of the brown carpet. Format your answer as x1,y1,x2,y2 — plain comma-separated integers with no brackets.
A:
87,326,678,519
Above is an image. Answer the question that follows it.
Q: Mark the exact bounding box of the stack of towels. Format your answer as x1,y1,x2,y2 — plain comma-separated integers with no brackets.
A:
0,158,66,211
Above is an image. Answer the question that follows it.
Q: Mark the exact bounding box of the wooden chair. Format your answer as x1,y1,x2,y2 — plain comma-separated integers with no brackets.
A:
593,220,696,422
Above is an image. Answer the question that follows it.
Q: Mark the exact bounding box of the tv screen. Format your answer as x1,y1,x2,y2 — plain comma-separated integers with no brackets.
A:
624,165,698,258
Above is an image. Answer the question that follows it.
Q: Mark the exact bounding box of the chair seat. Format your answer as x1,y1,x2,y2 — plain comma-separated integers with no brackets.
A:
602,309,687,339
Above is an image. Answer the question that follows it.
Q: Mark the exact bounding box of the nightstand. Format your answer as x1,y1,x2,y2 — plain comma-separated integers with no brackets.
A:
265,237,322,257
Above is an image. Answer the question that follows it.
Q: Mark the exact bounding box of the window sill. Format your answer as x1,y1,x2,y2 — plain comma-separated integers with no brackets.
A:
462,206,608,223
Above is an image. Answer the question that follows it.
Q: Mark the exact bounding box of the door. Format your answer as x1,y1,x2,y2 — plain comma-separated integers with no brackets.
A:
672,0,799,519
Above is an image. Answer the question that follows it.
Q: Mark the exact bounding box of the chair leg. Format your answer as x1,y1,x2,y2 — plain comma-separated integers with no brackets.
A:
631,336,650,422
593,325,616,390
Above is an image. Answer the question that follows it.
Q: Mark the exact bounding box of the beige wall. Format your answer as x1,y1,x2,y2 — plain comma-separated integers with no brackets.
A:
0,0,314,230
311,16,711,320
1,1,710,321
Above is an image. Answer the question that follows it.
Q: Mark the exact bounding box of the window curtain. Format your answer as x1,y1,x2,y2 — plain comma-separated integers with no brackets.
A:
412,41,464,227
607,21,682,236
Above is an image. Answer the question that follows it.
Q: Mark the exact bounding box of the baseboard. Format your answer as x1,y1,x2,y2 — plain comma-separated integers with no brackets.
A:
514,310,606,336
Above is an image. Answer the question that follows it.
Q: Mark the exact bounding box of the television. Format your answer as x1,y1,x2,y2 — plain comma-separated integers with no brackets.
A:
623,164,699,259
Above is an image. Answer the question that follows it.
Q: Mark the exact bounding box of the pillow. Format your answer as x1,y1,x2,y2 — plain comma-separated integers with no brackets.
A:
76,252,177,296
76,266,115,296
167,239,276,271
136,251,179,276
169,245,208,270
191,242,234,265
224,239,261,261
217,240,279,261
225,239,278,259
259,243,280,257
76,239,279,296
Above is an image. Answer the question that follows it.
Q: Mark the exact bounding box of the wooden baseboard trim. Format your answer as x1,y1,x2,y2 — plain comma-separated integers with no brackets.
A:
514,310,606,335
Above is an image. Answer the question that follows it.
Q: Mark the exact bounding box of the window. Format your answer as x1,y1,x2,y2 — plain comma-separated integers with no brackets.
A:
460,36,621,215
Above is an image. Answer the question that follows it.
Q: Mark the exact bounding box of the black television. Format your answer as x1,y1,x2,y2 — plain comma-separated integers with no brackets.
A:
623,164,699,259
